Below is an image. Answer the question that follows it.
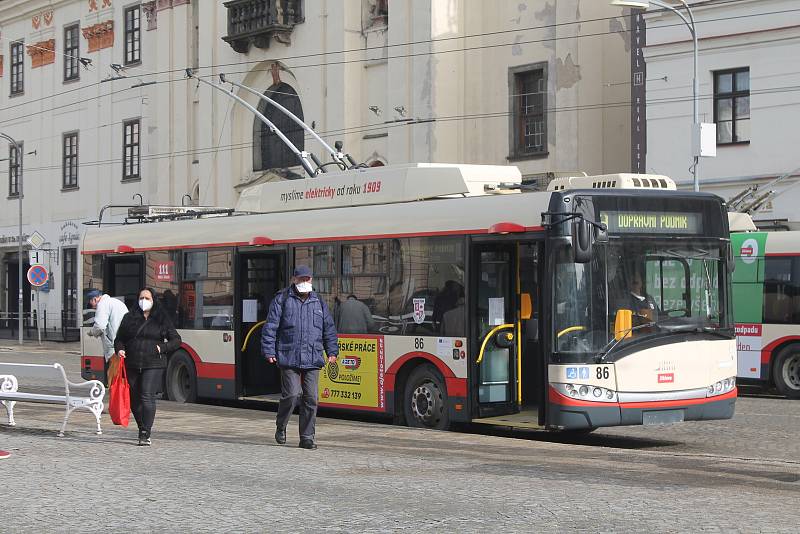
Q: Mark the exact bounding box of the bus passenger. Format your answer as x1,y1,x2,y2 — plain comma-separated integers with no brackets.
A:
336,295,376,334
114,287,182,447
262,265,339,450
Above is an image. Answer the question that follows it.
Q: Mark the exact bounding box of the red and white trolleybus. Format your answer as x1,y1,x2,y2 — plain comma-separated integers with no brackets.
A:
81,163,737,431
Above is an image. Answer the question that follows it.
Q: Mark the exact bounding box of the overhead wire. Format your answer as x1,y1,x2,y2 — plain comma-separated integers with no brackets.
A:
3,81,800,176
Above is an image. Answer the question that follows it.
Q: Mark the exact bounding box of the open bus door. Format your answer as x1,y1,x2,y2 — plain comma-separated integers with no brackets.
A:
236,249,285,397
105,255,144,310
82,254,143,382
472,243,519,418
471,241,544,428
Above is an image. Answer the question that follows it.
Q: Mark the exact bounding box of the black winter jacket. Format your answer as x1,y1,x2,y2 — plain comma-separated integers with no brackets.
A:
114,310,181,369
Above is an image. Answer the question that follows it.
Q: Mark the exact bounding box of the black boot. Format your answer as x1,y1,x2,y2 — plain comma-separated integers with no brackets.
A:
138,429,151,447
275,427,286,445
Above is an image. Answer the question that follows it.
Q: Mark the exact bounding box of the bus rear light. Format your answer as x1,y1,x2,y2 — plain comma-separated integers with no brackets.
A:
454,340,463,348
250,236,274,246
488,222,525,234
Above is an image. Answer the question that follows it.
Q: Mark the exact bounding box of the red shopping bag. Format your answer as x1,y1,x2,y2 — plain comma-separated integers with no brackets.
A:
109,358,131,427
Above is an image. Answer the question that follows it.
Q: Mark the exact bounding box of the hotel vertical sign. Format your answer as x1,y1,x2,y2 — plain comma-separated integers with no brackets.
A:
631,11,647,173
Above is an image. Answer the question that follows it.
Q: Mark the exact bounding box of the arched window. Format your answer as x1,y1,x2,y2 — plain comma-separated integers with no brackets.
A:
253,83,304,172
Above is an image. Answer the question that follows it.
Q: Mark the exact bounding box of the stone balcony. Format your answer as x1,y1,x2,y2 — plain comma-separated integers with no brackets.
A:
222,0,304,54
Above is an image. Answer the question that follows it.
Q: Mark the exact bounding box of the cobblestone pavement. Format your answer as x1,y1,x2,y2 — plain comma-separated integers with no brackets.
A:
1,347,799,532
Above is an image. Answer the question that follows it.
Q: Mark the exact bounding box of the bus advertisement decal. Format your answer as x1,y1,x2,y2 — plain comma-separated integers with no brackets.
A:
735,323,763,379
320,335,386,410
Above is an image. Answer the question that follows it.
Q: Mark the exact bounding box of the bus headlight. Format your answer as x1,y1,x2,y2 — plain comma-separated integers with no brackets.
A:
707,376,736,397
554,383,618,403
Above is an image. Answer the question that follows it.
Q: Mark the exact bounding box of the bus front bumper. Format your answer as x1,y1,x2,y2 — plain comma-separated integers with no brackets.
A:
547,386,737,430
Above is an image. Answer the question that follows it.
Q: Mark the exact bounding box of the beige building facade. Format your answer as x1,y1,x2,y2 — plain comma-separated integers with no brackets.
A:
0,0,631,334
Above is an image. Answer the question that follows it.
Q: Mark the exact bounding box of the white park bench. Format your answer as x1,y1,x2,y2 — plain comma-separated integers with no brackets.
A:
0,362,105,437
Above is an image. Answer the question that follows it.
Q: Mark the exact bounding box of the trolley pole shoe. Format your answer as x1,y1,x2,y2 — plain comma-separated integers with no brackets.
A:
0,450,10,459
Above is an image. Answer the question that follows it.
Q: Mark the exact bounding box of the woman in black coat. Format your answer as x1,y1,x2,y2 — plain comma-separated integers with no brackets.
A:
114,287,181,446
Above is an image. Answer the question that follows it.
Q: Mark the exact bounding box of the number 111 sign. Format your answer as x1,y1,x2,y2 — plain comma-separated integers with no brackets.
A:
155,261,174,282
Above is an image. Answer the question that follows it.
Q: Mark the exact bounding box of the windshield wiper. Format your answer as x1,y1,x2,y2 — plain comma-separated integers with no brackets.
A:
597,321,657,362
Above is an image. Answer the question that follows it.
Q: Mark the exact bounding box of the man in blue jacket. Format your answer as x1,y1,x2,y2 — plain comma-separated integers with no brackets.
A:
262,265,339,449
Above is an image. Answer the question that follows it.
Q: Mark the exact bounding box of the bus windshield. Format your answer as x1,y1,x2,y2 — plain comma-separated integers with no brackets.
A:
553,238,730,358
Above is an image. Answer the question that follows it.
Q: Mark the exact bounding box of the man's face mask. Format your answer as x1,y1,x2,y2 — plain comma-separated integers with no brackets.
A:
295,281,313,293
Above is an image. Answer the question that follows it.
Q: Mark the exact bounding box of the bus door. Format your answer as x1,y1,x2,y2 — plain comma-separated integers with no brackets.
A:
105,255,144,309
518,243,544,418
472,243,519,417
236,249,285,397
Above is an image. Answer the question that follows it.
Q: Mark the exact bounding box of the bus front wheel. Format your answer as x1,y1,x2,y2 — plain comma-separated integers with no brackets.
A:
403,364,450,430
165,351,198,403
773,344,800,399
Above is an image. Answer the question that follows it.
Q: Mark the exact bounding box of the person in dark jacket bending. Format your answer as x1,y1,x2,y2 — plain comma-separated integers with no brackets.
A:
114,287,181,446
262,265,338,450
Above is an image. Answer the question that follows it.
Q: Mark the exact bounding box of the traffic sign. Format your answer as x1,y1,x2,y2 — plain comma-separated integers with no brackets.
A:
27,264,49,287
27,230,46,249
29,250,45,266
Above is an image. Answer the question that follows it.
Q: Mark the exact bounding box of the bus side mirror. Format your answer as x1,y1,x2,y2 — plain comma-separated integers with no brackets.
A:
520,293,532,320
614,309,633,341
572,219,593,263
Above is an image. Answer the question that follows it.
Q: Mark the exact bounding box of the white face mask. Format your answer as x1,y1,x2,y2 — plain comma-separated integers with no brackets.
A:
139,299,153,312
295,282,313,294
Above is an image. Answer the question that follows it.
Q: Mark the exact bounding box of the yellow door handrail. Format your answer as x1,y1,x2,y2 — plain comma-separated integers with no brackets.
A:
476,323,515,364
241,320,266,352
557,325,586,338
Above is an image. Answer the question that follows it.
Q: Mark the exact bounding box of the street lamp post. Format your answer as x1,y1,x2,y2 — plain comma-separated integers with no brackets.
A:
0,132,23,344
611,0,700,192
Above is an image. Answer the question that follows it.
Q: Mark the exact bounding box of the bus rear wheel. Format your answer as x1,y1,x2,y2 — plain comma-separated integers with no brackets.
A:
403,364,450,430
773,344,800,399
166,351,198,403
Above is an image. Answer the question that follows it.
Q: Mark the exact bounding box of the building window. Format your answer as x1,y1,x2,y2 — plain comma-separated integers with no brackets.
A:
366,0,388,28
63,132,79,189
10,40,24,95
123,119,140,180
124,6,141,65
509,63,547,158
8,142,22,197
64,24,80,82
253,83,304,171
63,248,78,327
714,68,749,144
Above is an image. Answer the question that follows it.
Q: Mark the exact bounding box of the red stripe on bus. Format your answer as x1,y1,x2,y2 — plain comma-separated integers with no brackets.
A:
83,355,105,371
181,342,236,380
81,226,545,255
385,351,458,393
548,386,737,408
445,377,468,398
764,253,800,257
760,336,800,364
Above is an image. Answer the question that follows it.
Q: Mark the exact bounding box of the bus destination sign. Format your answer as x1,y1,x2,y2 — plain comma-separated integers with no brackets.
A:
600,211,702,234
